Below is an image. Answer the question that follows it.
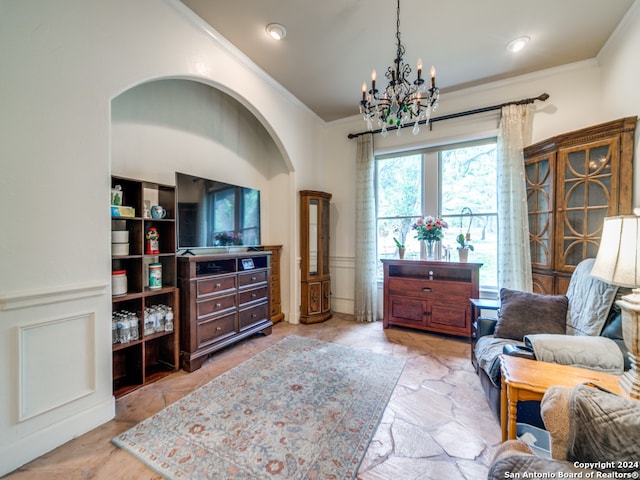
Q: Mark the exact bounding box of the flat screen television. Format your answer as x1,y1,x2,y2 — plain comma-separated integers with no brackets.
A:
176,172,261,251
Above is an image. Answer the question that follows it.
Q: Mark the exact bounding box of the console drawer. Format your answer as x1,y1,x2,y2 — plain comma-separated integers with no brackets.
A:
197,293,236,319
239,302,268,331
197,275,236,297
388,277,471,299
238,286,268,306
238,270,268,288
197,312,236,348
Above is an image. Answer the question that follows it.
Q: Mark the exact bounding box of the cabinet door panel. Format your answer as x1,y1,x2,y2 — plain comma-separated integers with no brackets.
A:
532,273,554,294
526,153,555,269
389,296,427,326
555,138,620,273
429,304,468,330
322,280,331,313
307,282,322,314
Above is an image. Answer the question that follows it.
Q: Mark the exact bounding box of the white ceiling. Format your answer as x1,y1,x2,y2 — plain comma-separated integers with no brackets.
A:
181,0,635,122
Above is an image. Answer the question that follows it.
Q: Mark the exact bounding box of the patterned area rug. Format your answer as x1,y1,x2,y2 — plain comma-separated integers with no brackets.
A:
113,335,405,479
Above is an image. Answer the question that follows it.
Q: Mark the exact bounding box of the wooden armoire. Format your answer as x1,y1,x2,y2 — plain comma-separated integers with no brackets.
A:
524,116,636,294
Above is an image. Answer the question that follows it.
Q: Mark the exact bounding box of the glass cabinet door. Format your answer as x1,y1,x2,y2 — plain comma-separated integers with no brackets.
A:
555,138,619,272
321,198,330,277
308,200,318,275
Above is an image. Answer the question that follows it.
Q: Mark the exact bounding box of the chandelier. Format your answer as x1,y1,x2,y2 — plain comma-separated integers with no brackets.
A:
360,0,439,136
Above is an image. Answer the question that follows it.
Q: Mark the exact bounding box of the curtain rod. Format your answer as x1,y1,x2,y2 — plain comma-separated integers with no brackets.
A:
347,92,550,139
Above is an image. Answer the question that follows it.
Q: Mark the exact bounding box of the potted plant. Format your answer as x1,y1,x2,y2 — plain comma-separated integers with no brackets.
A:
456,233,474,262
393,237,406,260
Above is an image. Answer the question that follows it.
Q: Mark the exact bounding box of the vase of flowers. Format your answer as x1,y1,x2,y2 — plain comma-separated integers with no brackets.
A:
412,216,448,260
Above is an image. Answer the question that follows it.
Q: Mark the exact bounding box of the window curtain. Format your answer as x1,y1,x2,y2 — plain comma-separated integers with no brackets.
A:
497,103,534,292
354,133,378,322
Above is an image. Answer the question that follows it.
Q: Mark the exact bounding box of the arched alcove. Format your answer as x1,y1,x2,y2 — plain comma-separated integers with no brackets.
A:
110,77,294,323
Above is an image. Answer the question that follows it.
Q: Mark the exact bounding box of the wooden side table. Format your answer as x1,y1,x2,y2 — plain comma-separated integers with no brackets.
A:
500,355,627,442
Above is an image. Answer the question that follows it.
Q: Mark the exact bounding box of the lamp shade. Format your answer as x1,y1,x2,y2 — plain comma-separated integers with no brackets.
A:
590,215,640,288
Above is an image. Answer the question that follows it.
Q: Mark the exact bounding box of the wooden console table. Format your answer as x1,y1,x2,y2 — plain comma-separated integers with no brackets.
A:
500,355,628,441
381,259,482,338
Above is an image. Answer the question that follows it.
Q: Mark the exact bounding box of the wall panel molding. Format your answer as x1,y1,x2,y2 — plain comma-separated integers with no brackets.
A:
18,313,97,421
0,282,107,311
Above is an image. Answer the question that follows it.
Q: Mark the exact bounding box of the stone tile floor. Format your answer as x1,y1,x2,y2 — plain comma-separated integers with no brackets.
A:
2,313,501,479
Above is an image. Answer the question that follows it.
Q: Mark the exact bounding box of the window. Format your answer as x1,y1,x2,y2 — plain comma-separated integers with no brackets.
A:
376,139,498,289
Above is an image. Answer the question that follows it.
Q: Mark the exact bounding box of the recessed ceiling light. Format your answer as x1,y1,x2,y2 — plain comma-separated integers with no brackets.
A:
507,36,530,53
266,23,286,41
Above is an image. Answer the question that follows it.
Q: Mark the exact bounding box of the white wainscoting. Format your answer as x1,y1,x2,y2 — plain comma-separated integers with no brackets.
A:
330,256,355,314
18,313,96,421
0,282,106,311
0,281,113,477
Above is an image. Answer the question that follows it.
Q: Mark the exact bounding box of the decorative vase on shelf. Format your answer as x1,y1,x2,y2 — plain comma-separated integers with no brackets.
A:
398,247,406,260
458,247,469,263
425,240,436,261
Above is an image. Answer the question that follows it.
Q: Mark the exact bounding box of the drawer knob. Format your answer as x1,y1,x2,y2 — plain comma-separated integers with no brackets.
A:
251,276,257,281
216,326,222,331
251,313,257,318
421,287,433,293
215,283,221,288
252,293,257,298
216,303,222,308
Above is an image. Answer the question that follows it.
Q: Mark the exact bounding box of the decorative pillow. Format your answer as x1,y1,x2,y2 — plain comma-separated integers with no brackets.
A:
493,288,568,341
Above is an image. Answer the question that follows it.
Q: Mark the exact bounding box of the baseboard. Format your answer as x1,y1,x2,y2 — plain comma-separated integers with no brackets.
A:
0,396,115,477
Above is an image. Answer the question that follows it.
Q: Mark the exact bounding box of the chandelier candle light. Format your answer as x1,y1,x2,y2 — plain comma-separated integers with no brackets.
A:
360,0,439,136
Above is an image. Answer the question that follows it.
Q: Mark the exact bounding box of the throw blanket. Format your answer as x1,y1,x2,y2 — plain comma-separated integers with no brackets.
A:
568,384,640,468
488,385,640,479
565,258,619,336
524,334,624,374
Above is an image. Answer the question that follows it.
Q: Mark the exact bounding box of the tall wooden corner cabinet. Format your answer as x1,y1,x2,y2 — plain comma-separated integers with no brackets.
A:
524,116,636,294
300,190,332,324
110,176,180,398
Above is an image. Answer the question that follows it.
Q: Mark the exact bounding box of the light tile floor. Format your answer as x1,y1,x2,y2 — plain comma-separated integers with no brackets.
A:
2,313,501,480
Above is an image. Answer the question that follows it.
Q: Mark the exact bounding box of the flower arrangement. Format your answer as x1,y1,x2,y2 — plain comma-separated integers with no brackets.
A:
214,231,243,246
412,216,448,242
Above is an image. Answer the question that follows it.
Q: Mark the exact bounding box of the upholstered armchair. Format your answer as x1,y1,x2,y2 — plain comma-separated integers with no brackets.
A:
474,258,629,421
487,384,640,479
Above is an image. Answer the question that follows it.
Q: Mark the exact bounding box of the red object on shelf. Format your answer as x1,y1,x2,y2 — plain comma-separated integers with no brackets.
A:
146,227,160,254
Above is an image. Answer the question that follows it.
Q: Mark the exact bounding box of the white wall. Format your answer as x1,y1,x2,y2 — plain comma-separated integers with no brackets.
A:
0,0,321,475
598,0,640,205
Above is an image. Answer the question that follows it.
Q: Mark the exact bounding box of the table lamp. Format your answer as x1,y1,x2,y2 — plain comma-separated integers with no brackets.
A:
591,211,640,399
